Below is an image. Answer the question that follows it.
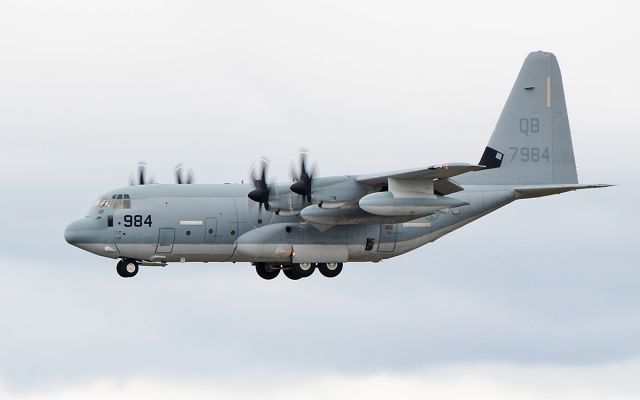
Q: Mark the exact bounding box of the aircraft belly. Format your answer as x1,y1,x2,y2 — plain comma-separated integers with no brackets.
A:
392,189,515,255
74,242,120,259
293,244,348,263
167,244,237,262
113,243,157,260
234,243,293,262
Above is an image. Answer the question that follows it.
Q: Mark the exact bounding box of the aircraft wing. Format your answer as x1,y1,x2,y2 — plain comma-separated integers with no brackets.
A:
356,163,485,185
356,163,485,195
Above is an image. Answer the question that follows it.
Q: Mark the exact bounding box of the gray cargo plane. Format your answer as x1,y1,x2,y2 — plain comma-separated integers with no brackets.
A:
65,51,609,280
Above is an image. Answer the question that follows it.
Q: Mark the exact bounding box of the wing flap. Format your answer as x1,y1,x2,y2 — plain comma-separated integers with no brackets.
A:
434,178,464,195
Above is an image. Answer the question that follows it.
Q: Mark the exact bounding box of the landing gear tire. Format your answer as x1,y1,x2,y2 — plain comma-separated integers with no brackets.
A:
117,259,139,278
318,262,343,278
255,263,280,280
283,267,302,280
292,262,315,278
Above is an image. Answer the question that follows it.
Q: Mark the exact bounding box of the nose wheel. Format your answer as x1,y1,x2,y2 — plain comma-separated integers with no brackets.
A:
116,259,139,278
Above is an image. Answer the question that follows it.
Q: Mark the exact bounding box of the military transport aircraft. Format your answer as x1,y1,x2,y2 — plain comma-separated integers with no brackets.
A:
65,51,609,280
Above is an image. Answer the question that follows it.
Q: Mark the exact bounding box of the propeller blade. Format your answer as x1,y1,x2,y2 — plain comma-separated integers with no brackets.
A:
248,157,271,210
289,150,317,202
129,162,154,185
175,163,196,184
139,163,146,185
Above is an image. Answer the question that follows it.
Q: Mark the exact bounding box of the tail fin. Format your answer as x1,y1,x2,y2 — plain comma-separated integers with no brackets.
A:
459,51,578,185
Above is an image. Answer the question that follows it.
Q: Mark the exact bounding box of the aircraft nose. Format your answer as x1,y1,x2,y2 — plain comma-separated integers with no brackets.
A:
64,219,89,246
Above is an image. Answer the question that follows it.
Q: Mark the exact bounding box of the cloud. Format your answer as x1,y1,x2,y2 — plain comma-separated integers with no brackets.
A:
0,0,637,396
1,251,639,388
3,360,640,400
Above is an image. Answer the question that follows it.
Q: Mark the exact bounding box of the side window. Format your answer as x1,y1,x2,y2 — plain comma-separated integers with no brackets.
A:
115,194,123,209
123,194,131,209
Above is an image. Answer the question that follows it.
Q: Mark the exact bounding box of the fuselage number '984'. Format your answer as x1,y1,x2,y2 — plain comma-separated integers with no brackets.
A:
124,215,152,227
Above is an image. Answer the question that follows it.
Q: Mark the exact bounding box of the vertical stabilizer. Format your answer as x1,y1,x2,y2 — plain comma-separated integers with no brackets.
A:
458,51,578,185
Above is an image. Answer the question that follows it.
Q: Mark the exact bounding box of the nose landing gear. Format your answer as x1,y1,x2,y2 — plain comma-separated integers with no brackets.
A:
116,259,139,278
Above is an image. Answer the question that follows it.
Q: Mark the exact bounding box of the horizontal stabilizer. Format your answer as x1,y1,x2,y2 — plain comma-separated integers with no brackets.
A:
514,184,613,199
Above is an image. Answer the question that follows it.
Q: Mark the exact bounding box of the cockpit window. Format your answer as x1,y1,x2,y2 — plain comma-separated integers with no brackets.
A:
93,194,131,211
87,193,132,217
98,198,112,208
112,194,132,209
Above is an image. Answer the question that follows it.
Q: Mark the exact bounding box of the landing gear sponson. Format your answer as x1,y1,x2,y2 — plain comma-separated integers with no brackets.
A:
255,262,343,280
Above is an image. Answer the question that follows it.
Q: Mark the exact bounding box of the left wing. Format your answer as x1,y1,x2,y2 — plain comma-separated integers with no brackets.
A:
356,163,485,184
356,163,485,195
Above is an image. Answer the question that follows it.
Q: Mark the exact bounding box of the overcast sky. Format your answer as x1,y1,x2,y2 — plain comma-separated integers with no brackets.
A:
1,0,638,398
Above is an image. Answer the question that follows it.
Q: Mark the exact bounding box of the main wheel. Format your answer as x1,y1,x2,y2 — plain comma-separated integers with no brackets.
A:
291,262,315,278
318,262,343,278
283,267,302,280
117,259,139,278
255,263,280,280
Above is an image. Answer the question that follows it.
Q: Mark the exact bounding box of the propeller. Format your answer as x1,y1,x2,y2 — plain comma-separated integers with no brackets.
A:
248,158,271,211
289,150,317,203
174,163,195,184
129,162,155,185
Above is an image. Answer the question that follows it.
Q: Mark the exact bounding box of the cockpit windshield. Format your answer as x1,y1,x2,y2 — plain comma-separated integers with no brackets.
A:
86,193,132,216
97,198,111,208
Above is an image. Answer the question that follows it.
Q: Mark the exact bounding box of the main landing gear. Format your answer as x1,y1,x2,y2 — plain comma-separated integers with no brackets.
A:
254,262,343,280
116,259,139,278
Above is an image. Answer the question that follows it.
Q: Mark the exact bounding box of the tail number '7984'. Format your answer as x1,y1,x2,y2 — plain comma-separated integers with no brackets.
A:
124,215,152,227
509,147,550,162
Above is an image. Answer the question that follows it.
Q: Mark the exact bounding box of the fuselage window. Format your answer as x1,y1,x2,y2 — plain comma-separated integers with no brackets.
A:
123,194,131,209
115,194,123,209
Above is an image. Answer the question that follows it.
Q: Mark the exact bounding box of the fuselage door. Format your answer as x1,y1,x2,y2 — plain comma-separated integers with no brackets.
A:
205,217,217,242
156,228,175,253
377,224,397,252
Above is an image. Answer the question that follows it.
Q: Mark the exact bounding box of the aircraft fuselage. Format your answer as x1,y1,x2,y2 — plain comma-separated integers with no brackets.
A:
65,183,515,265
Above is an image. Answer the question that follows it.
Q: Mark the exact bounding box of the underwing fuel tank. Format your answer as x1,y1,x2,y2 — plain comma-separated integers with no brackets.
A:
358,192,468,217
300,205,418,225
